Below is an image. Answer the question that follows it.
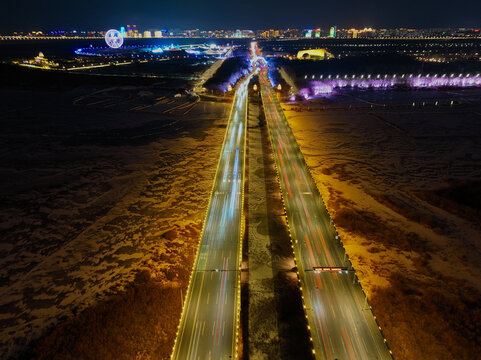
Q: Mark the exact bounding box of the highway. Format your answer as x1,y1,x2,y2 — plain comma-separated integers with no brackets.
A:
171,74,253,360
258,67,393,360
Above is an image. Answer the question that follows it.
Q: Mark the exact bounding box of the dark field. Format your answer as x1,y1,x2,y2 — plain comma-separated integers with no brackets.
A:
0,70,230,358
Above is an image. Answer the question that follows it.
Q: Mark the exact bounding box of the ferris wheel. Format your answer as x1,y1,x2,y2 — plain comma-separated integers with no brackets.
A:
105,29,123,49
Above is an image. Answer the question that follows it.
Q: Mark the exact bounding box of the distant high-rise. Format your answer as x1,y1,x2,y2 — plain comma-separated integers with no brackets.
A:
120,26,125,37
144,30,152,38
132,25,139,38
330,26,337,38
242,30,254,38
154,30,163,38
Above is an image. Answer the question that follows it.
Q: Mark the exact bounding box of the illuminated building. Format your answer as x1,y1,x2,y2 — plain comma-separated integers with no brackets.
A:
120,26,125,37
187,29,200,37
314,28,321,38
305,73,481,96
297,48,331,60
20,52,58,69
348,29,359,38
330,26,337,38
144,30,152,38
283,28,301,38
154,30,163,38
242,30,254,38
305,29,312,38
131,25,140,38
261,30,277,38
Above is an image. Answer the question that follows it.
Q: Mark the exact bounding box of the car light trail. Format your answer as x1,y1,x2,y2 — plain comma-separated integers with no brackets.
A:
171,73,253,360
215,257,229,345
229,147,239,219
257,51,393,359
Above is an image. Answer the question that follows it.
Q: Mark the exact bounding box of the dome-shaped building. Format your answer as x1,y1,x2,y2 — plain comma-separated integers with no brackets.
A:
296,49,332,60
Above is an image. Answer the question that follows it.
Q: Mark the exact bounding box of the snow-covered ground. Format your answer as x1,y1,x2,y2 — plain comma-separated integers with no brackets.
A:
0,87,230,358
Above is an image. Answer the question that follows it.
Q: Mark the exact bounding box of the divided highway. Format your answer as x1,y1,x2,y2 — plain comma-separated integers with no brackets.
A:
259,69,393,360
171,74,253,360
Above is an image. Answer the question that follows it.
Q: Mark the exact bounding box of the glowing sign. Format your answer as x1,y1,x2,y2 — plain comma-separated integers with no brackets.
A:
313,266,346,272
105,29,123,49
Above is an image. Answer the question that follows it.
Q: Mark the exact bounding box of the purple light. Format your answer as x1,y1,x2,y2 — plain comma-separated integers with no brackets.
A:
305,74,481,96
299,88,310,98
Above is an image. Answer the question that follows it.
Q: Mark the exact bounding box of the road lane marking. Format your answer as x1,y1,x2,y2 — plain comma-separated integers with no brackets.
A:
187,320,200,360
315,311,332,360
215,257,228,345
177,271,205,358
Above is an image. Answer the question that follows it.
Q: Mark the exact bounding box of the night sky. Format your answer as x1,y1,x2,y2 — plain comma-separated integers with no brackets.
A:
2,0,481,32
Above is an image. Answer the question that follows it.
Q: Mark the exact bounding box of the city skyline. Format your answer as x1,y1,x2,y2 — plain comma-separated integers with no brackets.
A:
3,26,481,40
2,0,481,33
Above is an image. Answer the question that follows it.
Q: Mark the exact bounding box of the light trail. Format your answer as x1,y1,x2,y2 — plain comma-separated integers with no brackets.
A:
257,54,393,359
171,73,253,360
